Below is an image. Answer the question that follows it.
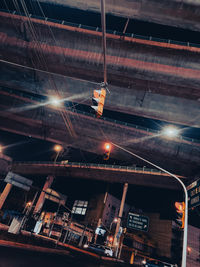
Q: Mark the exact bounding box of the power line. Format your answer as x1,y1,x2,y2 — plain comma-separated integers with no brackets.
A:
0,59,99,85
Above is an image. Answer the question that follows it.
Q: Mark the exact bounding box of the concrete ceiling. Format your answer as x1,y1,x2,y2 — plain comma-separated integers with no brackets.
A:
0,9,200,182
0,91,199,178
37,0,200,31
1,12,200,127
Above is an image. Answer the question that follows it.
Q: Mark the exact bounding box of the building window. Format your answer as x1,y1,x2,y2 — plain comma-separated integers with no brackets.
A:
72,200,88,215
111,205,116,211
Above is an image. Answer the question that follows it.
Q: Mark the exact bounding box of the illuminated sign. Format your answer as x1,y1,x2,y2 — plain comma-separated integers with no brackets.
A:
95,227,106,236
127,212,149,232
187,179,200,209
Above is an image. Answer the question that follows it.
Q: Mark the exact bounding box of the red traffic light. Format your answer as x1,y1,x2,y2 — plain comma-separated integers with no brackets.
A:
107,238,114,243
105,143,111,150
108,236,113,242
103,143,111,160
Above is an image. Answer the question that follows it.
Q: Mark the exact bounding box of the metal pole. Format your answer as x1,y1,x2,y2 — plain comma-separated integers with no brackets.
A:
123,18,130,34
0,183,13,209
101,0,107,85
113,182,128,257
111,143,188,267
33,175,54,214
78,223,88,247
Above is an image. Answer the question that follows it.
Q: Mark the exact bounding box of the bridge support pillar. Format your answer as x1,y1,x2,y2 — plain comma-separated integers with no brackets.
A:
0,183,13,210
113,182,128,258
33,175,54,214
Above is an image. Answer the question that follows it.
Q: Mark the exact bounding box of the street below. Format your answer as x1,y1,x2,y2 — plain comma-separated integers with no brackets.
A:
0,244,126,267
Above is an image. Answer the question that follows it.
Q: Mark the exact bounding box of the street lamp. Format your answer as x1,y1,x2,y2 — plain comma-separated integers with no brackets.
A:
23,201,32,213
142,259,146,264
187,247,191,255
109,217,118,231
49,96,62,107
111,142,188,267
53,144,63,163
161,125,180,138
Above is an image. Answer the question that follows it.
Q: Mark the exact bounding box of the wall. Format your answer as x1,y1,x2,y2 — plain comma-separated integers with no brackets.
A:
187,225,200,267
147,213,173,259
102,193,130,228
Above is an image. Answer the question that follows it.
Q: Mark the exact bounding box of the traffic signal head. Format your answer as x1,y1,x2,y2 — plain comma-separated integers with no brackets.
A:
91,88,106,118
103,143,111,160
108,236,113,244
174,202,185,229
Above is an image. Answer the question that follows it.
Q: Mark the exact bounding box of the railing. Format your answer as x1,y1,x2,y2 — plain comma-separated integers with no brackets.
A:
1,8,200,49
13,161,172,176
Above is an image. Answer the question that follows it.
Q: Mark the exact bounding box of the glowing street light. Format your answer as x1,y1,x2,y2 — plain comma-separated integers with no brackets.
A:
105,143,111,150
54,144,63,152
26,201,32,207
109,217,118,231
0,145,3,153
103,143,111,160
187,247,191,254
161,125,180,138
142,259,146,264
53,144,63,163
49,96,62,107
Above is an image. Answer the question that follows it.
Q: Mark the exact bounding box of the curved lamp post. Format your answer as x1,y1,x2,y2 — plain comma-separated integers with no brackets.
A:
111,142,188,267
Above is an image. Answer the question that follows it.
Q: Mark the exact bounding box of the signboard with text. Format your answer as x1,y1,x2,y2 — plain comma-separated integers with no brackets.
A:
5,172,32,191
45,188,67,205
127,212,149,232
187,179,200,209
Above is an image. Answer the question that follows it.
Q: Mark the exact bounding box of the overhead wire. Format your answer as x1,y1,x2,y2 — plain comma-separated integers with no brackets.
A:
3,1,112,148
18,0,76,137
0,59,99,85
2,0,20,34
29,0,96,136
100,0,107,86
13,0,45,71
17,0,63,135
34,0,88,130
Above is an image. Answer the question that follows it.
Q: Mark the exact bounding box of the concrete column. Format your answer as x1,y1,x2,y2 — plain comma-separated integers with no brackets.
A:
113,182,128,257
33,175,54,214
0,183,13,210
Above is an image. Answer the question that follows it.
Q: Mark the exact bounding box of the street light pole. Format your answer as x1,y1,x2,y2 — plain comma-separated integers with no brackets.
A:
54,144,63,163
109,218,118,232
113,182,128,258
111,143,188,267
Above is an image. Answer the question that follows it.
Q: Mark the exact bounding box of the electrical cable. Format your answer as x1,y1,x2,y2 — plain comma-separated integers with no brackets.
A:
0,59,99,85
19,0,76,137
100,0,107,86
34,0,89,130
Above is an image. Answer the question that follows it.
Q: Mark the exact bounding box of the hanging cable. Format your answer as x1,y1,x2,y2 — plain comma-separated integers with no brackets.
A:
19,0,76,137
100,0,107,87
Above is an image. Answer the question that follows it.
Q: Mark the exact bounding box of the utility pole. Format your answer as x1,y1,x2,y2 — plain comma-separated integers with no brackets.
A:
33,175,54,214
113,182,128,257
0,183,13,209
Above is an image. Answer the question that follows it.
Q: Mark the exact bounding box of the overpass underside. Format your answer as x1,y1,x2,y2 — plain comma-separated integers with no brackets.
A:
11,162,184,190
0,11,200,181
0,91,199,178
0,11,200,128
38,0,200,32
